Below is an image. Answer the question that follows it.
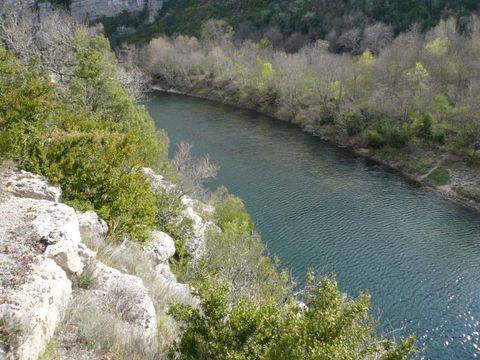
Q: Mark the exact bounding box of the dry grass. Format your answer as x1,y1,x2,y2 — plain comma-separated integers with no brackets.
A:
75,234,193,358
63,293,162,360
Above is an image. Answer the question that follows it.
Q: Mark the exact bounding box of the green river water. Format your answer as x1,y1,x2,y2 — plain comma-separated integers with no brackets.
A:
147,92,480,359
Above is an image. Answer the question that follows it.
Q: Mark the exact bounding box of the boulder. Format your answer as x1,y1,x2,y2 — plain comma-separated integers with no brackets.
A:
76,211,108,243
1,168,61,203
30,200,82,246
45,241,84,275
145,231,175,264
92,262,157,341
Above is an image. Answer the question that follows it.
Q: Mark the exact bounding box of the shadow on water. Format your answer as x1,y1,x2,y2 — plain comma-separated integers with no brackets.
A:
147,92,480,359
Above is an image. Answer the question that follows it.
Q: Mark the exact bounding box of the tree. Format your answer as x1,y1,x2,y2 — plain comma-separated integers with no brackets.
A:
171,141,219,197
169,275,416,360
362,23,393,55
200,19,234,44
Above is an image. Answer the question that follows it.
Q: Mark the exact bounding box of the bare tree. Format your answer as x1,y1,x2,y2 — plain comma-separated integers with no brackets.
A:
338,28,362,54
362,23,393,54
0,7,83,82
171,141,219,197
117,45,151,102
200,19,234,44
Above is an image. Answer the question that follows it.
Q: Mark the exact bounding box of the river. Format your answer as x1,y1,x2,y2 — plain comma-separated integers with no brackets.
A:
147,92,480,359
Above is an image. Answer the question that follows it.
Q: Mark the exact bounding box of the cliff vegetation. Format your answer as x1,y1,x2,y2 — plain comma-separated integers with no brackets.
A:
0,7,416,360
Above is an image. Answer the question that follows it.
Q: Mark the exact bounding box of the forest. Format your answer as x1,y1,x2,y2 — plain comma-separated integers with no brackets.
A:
108,0,480,53
141,15,480,203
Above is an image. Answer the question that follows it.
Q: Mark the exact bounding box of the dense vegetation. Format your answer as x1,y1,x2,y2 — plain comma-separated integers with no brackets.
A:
0,7,416,359
107,0,479,52
142,16,480,200
0,9,169,240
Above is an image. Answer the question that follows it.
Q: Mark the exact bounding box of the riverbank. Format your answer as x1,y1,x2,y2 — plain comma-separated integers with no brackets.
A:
151,85,480,214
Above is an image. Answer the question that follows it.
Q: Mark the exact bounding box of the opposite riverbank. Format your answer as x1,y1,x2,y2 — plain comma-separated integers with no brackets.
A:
151,85,480,213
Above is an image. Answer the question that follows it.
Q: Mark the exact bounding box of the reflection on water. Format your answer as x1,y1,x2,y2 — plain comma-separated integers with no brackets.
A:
147,92,480,359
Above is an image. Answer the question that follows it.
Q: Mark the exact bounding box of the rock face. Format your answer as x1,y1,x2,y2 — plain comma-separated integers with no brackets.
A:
0,259,72,360
69,0,166,21
143,167,217,260
10,0,168,22
76,210,108,243
1,168,61,202
0,169,161,359
0,173,77,359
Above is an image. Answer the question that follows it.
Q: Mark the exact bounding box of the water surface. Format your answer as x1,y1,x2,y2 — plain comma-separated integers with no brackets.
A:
147,92,480,359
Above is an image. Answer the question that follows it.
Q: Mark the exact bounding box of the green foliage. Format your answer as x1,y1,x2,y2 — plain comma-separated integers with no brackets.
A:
367,129,386,149
428,168,450,186
113,0,479,50
213,187,254,231
344,111,366,136
412,113,433,140
259,37,273,50
425,37,449,56
187,187,291,303
72,265,97,289
169,276,416,360
155,190,194,274
0,31,168,241
389,126,410,148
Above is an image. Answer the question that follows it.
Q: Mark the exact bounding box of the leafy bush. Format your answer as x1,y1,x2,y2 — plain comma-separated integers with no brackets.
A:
432,127,446,144
344,111,366,136
389,126,410,148
169,276,416,360
213,187,254,231
428,168,450,186
367,129,386,149
412,113,433,140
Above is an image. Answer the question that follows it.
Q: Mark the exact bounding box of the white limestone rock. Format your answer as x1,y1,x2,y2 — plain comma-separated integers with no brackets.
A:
45,241,84,275
145,231,175,264
30,200,82,246
0,259,72,360
1,168,61,202
181,198,219,260
69,0,166,21
143,167,177,192
76,210,108,243
92,262,157,341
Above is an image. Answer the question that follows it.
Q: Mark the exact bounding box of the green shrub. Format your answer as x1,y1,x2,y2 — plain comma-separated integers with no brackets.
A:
213,187,254,231
169,276,416,360
389,126,410,148
367,129,386,149
412,113,433,140
429,168,450,186
72,265,97,289
432,127,446,144
344,111,366,136
0,28,170,242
